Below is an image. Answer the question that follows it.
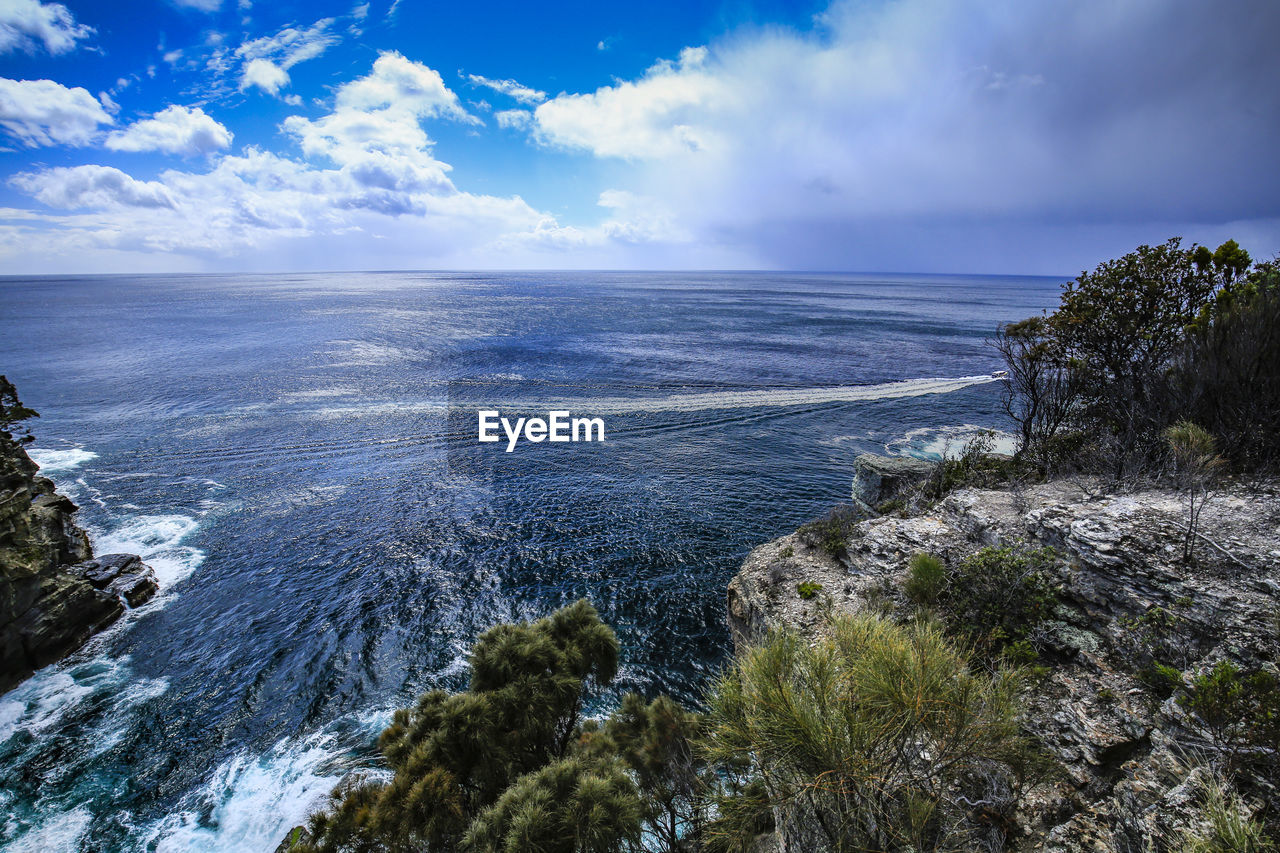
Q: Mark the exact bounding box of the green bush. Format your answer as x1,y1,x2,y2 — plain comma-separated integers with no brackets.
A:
576,693,712,851
463,756,642,853
904,553,946,605
1143,661,1185,700
994,238,1280,475
703,613,1038,852
940,546,1058,651
796,581,822,600
1181,661,1280,776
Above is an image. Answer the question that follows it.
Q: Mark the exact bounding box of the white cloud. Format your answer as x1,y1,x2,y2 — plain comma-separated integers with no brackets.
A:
12,165,176,209
2,54,563,269
529,0,1280,271
494,109,531,130
236,17,337,70
0,77,113,147
533,47,719,159
234,18,340,99
281,52,479,213
105,105,233,156
0,0,92,54
466,73,546,105
171,0,221,11
330,51,472,120
240,58,289,96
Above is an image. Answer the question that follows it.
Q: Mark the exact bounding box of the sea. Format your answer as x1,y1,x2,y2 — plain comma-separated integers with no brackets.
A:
0,271,1059,851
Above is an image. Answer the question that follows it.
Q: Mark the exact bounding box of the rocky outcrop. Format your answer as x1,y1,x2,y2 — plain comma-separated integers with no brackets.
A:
729,457,1280,851
850,452,933,509
1,438,156,694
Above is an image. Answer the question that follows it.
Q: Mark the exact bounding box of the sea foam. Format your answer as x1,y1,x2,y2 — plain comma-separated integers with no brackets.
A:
26,448,98,473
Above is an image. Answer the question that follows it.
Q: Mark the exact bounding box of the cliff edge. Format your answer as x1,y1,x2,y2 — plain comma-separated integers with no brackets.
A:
728,456,1280,850
0,437,157,694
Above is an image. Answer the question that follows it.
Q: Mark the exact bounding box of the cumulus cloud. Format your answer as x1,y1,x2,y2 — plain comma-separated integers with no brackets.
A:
0,77,113,147
105,105,233,156
532,0,1280,271
534,47,716,159
466,73,546,105
3,54,560,269
281,52,480,213
12,165,176,209
239,58,289,95
0,0,92,54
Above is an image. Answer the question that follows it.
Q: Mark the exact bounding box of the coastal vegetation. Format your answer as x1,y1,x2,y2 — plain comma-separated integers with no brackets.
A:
284,237,1278,852
994,238,1279,479
292,601,1042,853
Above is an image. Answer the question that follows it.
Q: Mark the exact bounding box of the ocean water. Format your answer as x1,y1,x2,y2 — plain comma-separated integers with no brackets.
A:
0,271,1059,851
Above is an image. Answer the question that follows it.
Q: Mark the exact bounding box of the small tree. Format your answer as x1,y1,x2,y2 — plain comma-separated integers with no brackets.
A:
1052,238,1221,470
1164,421,1224,563
301,600,620,852
0,375,38,444
703,613,1035,852
992,317,1081,462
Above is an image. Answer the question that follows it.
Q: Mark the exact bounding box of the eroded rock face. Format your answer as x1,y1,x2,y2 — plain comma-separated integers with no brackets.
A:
850,452,934,509
1,438,157,694
728,464,1280,851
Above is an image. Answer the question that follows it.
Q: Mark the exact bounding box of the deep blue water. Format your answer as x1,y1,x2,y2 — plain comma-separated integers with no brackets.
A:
0,271,1058,851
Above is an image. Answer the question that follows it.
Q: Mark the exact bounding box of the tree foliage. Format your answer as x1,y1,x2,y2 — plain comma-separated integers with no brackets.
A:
300,600,621,852
703,613,1037,852
994,238,1280,477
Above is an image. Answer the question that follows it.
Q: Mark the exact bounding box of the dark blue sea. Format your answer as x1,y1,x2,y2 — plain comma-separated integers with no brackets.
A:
0,271,1058,851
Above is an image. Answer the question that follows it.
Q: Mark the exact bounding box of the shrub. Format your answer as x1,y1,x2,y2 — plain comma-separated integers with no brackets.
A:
796,581,822,600
1144,661,1185,700
1165,421,1224,562
1173,266,1280,474
1117,602,1208,682
993,238,1279,476
577,694,712,851
1181,661,1280,776
796,504,864,562
904,552,946,605
463,756,642,853
940,546,1058,651
703,613,1039,852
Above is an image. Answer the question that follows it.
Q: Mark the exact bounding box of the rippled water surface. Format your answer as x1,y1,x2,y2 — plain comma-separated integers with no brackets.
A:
0,271,1058,851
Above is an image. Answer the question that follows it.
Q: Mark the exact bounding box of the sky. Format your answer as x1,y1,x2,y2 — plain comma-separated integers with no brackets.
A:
0,0,1277,275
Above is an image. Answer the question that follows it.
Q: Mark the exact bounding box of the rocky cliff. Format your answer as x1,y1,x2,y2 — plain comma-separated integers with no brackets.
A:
728,456,1280,851
0,437,157,694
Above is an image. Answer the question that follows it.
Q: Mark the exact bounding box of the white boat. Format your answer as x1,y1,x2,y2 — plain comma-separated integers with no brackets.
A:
991,369,1008,378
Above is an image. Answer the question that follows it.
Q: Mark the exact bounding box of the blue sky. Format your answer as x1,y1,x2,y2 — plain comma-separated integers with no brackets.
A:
0,0,1277,274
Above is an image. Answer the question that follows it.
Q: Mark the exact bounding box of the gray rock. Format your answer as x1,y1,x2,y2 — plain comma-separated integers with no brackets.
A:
729,477,1280,851
851,452,934,509
1,439,160,693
